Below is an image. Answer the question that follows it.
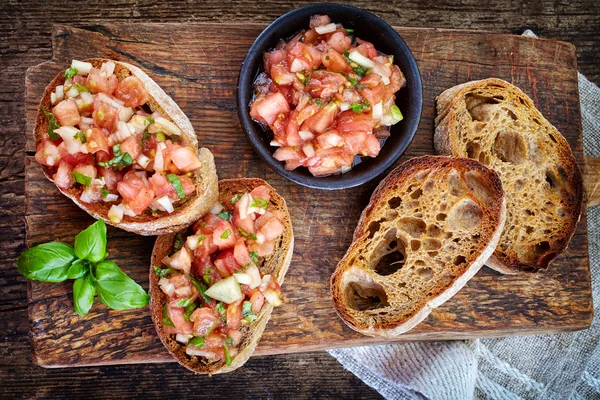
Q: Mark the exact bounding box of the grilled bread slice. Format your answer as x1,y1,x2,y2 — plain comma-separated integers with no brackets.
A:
150,178,294,374
34,58,218,235
331,156,506,337
434,78,583,273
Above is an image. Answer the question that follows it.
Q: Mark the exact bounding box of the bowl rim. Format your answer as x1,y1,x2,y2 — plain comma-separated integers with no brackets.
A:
236,3,423,190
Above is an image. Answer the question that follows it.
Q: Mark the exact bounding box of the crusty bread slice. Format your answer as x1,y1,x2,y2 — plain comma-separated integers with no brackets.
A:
34,58,218,235
331,156,506,338
150,178,294,374
434,78,583,273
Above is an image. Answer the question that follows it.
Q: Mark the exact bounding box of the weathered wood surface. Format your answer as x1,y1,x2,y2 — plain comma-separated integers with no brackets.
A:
23,23,592,368
3,1,600,398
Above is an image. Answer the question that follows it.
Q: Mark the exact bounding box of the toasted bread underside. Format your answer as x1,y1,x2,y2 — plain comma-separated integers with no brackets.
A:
331,156,506,337
150,178,294,374
34,58,218,235
434,78,583,273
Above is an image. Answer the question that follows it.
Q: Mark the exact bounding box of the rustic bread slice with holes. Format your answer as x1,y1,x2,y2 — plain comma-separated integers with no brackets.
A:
34,59,218,235
150,178,294,374
434,78,583,273
331,156,506,337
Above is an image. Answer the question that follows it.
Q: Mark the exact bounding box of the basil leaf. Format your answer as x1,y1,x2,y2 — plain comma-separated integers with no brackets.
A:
177,297,195,308
237,228,257,241
230,194,242,205
217,210,232,221
345,75,365,90
220,229,231,239
64,66,78,79
315,98,323,107
173,233,183,252
153,265,175,277
349,102,370,113
146,116,155,125
166,174,185,200
72,171,92,187
73,274,96,317
155,131,166,142
242,300,257,323
216,301,226,322
162,303,174,327
223,341,232,366
345,28,354,34
250,197,268,210
98,144,133,169
203,267,213,285
183,302,198,322
94,260,149,310
101,187,109,198
250,251,259,264
189,336,204,348
74,220,106,263
75,84,90,93
40,105,60,141
73,130,87,144
16,242,77,282
190,275,212,305
68,259,90,279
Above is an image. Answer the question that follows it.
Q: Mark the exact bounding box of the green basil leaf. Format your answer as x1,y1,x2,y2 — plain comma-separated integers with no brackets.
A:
94,260,149,310
220,229,231,239
146,116,155,125
97,144,133,169
75,84,90,93
237,228,257,241
250,197,268,210
153,265,175,277
230,194,242,205
183,302,198,322
162,303,174,327
173,233,183,252
40,105,60,141
73,274,96,317
190,275,212,305
315,98,323,107
67,259,90,279
250,251,259,265
72,171,92,187
177,297,195,308
73,130,87,143
242,300,257,323
74,220,107,263
166,174,185,200
16,242,77,282
101,187,110,198
223,341,232,366
349,102,370,113
217,210,232,221
216,301,226,322
155,131,166,142
189,336,204,348
64,66,78,79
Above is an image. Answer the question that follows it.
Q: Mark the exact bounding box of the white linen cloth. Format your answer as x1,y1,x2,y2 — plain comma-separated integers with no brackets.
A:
328,31,600,399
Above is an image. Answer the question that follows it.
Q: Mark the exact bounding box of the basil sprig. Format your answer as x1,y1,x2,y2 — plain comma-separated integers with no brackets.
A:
166,174,186,200
40,105,60,141
15,220,149,316
98,144,133,169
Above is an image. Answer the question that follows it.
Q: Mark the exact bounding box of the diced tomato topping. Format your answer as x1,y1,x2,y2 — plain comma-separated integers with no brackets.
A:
264,49,288,73
92,99,119,131
305,71,347,99
270,63,296,86
355,38,378,59
232,208,255,235
214,258,231,278
288,42,322,72
114,76,149,108
52,99,81,127
35,140,61,167
250,290,265,314
233,238,252,266
86,68,118,95
117,172,145,201
194,234,219,263
226,300,243,330
259,217,285,241
322,49,352,73
167,304,193,335
214,248,240,275
335,110,375,135
212,220,237,250
169,146,202,173
363,134,381,157
190,307,220,336
126,187,154,215
327,32,352,54
58,142,93,167
250,92,290,126
120,134,142,160
249,239,276,257
250,185,271,203
301,102,340,134
53,162,73,189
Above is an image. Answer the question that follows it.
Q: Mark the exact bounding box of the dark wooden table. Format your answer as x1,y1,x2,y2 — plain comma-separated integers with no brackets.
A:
2,1,599,398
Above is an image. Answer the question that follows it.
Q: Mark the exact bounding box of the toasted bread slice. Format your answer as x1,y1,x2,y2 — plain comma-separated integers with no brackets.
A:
434,78,583,273
34,58,218,235
150,178,294,374
331,156,506,337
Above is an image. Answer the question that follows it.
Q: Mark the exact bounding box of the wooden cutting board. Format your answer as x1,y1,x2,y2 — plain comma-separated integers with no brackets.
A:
24,23,592,368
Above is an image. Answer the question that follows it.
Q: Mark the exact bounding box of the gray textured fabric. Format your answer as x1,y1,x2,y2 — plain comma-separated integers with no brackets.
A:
328,31,600,400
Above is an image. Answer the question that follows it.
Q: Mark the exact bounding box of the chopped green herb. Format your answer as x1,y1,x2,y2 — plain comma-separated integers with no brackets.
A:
316,98,323,107
162,303,174,327
220,229,231,239
146,116,155,125
141,131,151,148
190,275,213,304
217,210,232,221
223,341,232,366
166,174,186,200
250,251,259,264
242,301,257,323
72,171,92,187
184,302,198,321
345,28,355,34
177,297,195,308
203,267,213,285
73,130,87,144
98,144,133,169
101,187,109,198
230,194,242,205
40,105,60,141
226,336,234,346
156,131,166,142
153,265,175,277
352,64,368,77
349,102,370,113
346,75,365,90
64,67,78,79
189,336,205,348
250,197,268,210
75,84,90,93
325,55,330,61
216,302,227,322
302,75,310,85
173,232,183,252
237,228,257,241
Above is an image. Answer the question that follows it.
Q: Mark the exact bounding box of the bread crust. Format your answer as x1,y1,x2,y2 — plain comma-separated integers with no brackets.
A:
150,178,294,374
433,78,583,273
33,58,218,235
331,156,506,337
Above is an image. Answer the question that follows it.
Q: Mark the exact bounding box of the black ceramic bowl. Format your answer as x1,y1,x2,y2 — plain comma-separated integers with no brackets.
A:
237,3,422,190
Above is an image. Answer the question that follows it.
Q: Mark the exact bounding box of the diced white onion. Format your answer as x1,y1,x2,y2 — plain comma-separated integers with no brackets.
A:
119,107,134,122
185,347,218,358
97,92,124,110
303,143,315,158
290,58,304,73
159,277,176,296
341,166,352,174
298,130,314,141
270,140,282,147
136,154,151,169
244,264,262,290
80,91,94,105
372,63,391,85
372,101,383,120
238,193,252,220
176,334,191,344
315,23,337,34
348,50,375,69
100,60,115,76
55,85,64,101
233,272,252,285
256,232,266,245
103,193,119,202
263,289,282,306
108,204,124,223
81,117,94,124
156,196,174,213
186,234,202,250
122,204,137,217
51,93,57,105
71,60,93,75
128,114,150,134
55,126,85,154
340,102,350,112
210,202,224,215
66,86,79,98
154,117,181,136
154,142,167,172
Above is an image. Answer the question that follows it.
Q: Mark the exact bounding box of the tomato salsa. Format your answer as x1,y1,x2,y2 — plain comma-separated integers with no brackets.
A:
155,185,285,365
34,59,203,223
250,14,406,176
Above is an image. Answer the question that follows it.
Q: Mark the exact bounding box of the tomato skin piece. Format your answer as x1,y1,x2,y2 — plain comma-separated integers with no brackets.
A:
233,238,252,266
113,76,149,108
53,161,73,189
226,300,243,330
84,128,110,154
212,220,237,250
259,217,285,241
126,187,154,215
250,290,265,314
335,110,375,135
86,68,118,95
117,174,144,202
168,304,193,335
52,99,81,127
250,92,290,126
35,140,61,167
169,146,202,173
215,248,241,275
120,134,142,160
264,49,288,73
322,49,352,73
190,307,220,337
301,102,340,134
